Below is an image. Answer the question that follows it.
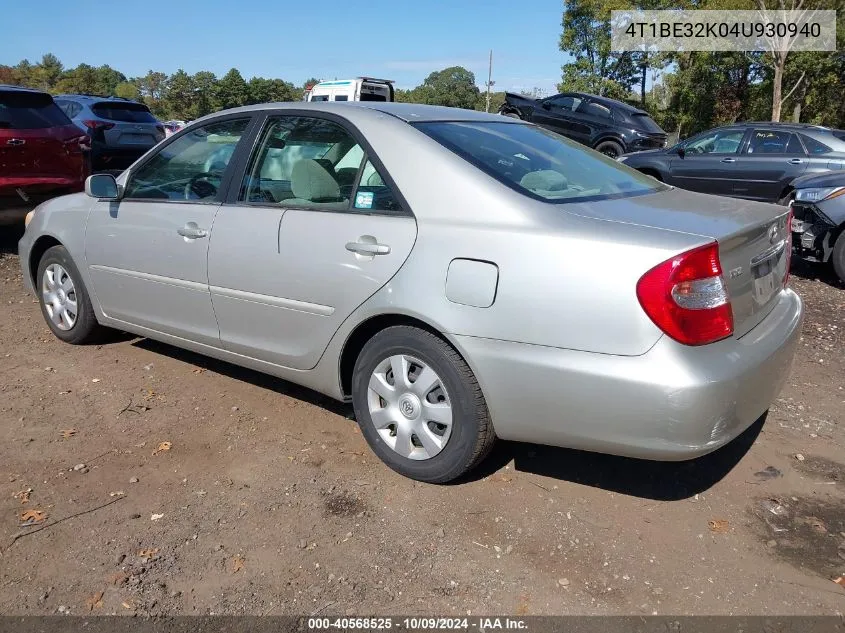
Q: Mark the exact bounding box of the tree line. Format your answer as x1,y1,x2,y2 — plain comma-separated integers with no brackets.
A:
559,0,845,137
0,55,503,120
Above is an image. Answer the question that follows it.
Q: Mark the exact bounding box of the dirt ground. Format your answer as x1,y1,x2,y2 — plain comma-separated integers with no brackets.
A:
0,225,844,617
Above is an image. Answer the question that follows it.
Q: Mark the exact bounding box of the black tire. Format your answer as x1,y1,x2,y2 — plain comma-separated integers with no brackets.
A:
351,326,495,483
36,245,103,344
832,230,845,284
595,140,624,159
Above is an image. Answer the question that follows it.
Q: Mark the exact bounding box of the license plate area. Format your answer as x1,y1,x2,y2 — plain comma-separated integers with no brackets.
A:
751,248,784,306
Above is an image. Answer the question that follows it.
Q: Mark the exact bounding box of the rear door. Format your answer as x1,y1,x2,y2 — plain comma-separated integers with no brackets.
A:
731,129,809,201
572,99,614,145
0,90,87,197
207,112,417,370
530,94,587,143
91,101,164,150
667,128,747,195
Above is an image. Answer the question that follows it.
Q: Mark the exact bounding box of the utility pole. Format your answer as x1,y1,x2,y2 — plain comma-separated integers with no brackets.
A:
485,49,495,113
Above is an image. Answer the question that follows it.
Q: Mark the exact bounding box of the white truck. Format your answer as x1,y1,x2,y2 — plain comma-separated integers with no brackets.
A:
304,77,395,103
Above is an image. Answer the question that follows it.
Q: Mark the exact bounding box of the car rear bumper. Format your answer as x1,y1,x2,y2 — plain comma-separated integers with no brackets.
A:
454,288,803,460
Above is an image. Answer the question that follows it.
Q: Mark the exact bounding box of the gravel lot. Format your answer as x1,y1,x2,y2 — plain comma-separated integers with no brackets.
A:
0,225,843,616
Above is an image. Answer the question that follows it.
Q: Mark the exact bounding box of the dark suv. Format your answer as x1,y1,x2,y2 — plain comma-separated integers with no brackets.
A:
55,94,165,171
498,92,667,158
619,122,845,204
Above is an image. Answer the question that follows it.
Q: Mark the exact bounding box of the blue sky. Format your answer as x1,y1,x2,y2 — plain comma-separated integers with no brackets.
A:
1,0,567,95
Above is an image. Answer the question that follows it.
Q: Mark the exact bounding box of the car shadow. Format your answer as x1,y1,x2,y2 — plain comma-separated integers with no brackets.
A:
791,258,844,290
460,414,766,500
131,338,351,417
0,225,24,255
128,336,760,501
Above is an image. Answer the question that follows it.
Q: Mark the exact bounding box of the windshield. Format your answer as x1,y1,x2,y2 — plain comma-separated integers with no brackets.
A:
415,121,665,203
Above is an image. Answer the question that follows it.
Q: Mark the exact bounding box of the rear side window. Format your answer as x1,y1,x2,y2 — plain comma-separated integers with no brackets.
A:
0,91,71,129
579,101,611,119
798,133,833,154
629,112,664,134
334,95,349,102
91,101,157,123
748,130,804,155
55,99,82,119
416,121,664,203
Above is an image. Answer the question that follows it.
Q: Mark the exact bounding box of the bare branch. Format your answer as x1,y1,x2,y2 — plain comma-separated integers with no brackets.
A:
780,70,806,106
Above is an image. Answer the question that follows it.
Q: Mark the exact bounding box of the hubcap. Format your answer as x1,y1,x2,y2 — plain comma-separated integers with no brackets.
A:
42,264,78,331
367,354,453,461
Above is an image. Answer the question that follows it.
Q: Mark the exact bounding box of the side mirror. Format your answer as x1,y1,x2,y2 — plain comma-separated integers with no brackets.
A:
85,174,120,200
676,146,685,158
541,101,551,110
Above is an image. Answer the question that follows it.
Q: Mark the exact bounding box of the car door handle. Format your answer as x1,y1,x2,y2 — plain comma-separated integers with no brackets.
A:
788,158,803,164
177,226,208,239
345,241,390,256
720,157,736,163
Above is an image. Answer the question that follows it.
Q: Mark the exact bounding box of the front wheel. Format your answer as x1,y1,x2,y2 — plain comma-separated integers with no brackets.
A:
351,326,495,483
36,245,104,344
595,140,624,159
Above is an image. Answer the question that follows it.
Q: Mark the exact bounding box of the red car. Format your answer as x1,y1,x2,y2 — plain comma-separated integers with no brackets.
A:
0,85,89,225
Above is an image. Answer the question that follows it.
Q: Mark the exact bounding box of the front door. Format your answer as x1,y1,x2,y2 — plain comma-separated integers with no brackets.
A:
207,114,417,370
85,116,252,345
667,128,747,196
530,94,587,143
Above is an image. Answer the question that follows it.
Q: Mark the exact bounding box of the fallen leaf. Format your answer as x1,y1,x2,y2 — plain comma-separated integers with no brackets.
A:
20,509,47,524
231,556,245,573
92,378,101,383
109,491,125,497
137,548,159,560
86,591,104,611
150,513,164,521
152,441,172,456
805,516,827,533
59,429,77,439
834,577,845,588
708,519,730,533
121,601,134,610
144,389,157,401
108,572,128,586
13,488,32,504
192,368,206,374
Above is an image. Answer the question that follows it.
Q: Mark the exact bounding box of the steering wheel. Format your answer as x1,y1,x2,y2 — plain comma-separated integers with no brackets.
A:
184,172,219,200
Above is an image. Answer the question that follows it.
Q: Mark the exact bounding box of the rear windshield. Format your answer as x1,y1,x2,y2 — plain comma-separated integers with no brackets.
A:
91,101,157,123
416,121,665,203
360,93,388,102
629,112,665,134
0,91,72,130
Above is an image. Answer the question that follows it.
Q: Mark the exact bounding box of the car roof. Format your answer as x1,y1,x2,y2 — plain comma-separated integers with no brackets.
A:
0,84,49,95
54,93,138,103
208,101,515,124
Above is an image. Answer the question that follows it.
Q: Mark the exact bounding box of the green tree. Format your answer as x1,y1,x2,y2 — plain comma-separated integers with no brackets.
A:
30,53,63,91
164,69,197,119
93,65,126,95
413,66,480,109
215,68,249,110
54,63,99,94
247,77,298,104
192,71,218,118
114,81,140,100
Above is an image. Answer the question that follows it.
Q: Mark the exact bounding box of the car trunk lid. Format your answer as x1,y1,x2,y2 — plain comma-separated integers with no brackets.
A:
569,187,791,339
91,101,163,148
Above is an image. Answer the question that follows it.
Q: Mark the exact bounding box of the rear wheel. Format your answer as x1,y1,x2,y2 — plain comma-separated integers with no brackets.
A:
36,245,103,344
351,326,495,483
832,230,845,284
595,140,624,159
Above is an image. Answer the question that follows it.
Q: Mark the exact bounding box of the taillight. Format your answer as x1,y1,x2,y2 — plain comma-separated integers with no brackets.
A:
81,120,115,131
636,242,734,346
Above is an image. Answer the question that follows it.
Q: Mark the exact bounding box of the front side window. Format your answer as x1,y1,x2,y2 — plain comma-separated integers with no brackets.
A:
684,129,745,155
417,121,664,203
747,129,803,155
546,95,582,112
123,118,249,201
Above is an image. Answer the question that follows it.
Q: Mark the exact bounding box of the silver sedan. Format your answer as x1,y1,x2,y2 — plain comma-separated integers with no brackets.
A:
19,102,803,483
